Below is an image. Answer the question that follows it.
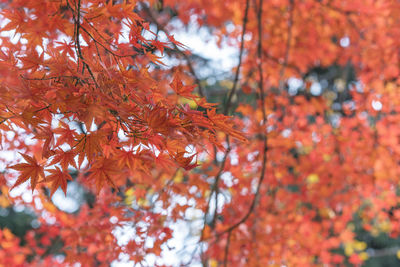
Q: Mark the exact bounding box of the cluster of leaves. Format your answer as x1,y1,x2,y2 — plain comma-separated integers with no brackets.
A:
2,0,400,266
0,0,244,264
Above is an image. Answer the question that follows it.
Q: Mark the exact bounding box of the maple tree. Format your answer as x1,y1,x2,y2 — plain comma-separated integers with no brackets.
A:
2,0,400,266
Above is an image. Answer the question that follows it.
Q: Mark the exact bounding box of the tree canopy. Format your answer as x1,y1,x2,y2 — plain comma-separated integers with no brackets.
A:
1,0,400,266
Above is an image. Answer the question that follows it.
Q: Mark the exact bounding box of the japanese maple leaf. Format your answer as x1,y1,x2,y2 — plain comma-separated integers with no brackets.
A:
75,132,103,166
53,121,77,146
206,109,248,142
46,167,72,196
170,72,196,97
88,158,119,192
54,40,75,57
49,149,77,170
33,126,55,159
9,154,45,192
116,149,137,170
173,151,197,170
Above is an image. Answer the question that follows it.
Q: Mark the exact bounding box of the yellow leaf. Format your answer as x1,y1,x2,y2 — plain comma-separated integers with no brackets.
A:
354,241,367,251
173,169,184,183
323,154,331,162
124,187,135,205
179,97,198,109
359,252,369,261
306,173,319,185
209,259,218,267
344,244,354,256
125,187,135,197
378,220,391,233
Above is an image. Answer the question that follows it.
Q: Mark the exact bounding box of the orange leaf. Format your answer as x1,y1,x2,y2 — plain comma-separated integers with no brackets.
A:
49,149,77,171
174,151,197,170
170,72,196,97
9,153,45,192
46,167,72,196
88,158,120,193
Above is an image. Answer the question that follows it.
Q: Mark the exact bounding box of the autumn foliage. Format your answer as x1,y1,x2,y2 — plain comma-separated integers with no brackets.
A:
1,0,400,266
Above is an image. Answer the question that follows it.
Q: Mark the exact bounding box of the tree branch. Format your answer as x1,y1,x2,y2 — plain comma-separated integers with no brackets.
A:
214,0,267,240
223,0,250,115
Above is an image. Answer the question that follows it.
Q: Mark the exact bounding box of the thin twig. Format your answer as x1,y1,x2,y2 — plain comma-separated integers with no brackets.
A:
223,231,232,267
71,0,99,88
224,0,250,115
198,0,251,261
79,25,139,58
206,0,251,232
215,0,267,240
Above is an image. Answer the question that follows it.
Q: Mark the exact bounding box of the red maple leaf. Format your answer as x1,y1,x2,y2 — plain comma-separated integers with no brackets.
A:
46,167,72,196
9,154,45,192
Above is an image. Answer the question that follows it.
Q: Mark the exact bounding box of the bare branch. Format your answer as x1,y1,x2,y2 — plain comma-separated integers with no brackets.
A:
224,0,250,115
